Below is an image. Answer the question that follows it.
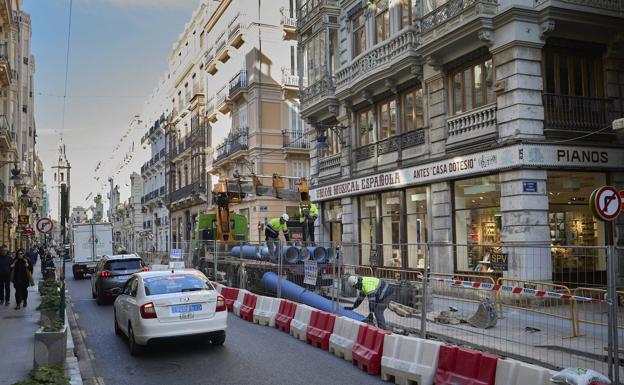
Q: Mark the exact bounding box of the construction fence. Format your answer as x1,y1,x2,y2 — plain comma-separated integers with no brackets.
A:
149,240,624,383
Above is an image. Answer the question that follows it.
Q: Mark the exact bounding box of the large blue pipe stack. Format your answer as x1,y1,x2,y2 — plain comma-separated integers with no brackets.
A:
231,245,269,260
261,271,365,322
307,247,328,263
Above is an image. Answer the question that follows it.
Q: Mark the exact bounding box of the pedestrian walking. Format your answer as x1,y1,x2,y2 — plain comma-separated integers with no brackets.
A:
344,275,395,330
0,244,12,306
10,248,34,310
26,246,39,273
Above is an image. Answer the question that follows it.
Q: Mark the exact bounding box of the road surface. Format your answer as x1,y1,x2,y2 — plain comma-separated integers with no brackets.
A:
66,270,384,385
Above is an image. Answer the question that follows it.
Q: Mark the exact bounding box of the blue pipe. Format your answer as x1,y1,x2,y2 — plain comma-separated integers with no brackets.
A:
231,245,269,260
261,271,365,322
297,246,311,262
283,246,300,264
307,246,328,263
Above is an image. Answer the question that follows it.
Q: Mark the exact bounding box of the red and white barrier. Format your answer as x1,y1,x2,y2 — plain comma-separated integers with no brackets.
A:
495,359,556,385
329,316,363,362
381,334,444,385
290,304,314,341
233,289,249,317
253,296,281,327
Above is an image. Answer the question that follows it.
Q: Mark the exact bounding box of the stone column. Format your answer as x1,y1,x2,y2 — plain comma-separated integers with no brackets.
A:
430,181,453,273
424,71,446,156
500,169,551,280
341,196,357,265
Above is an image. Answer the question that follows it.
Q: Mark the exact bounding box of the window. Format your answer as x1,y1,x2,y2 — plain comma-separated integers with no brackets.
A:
292,161,310,179
304,32,326,83
352,11,366,58
454,175,501,272
406,187,427,268
449,57,494,115
320,128,342,157
144,274,211,296
359,194,378,265
238,105,248,128
356,108,374,146
290,46,296,75
402,87,424,132
381,191,401,267
378,99,397,140
105,259,143,271
200,31,205,48
399,0,412,29
375,3,390,44
542,47,603,97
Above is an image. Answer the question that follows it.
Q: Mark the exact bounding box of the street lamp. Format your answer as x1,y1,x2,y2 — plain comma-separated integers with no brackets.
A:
0,160,22,184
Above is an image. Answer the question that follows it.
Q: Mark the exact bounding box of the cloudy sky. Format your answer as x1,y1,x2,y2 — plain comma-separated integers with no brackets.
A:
24,0,202,219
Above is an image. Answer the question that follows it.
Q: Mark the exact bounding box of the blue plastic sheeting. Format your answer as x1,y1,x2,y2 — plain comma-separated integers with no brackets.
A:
261,271,365,322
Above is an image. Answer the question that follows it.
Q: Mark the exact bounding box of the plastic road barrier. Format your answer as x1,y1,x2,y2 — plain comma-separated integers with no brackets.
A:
306,310,336,350
352,324,392,375
253,296,281,327
239,292,258,322
329,316,364,362
210,281,223,293
221,287,240,312
494,359,556,385
233,289,249,317
290,304,314,341
261,272,365,321
381,335,444,385
275,300,298,333
435,345,498,385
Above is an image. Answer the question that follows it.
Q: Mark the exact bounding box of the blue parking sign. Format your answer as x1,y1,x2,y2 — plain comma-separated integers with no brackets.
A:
170,248,183,259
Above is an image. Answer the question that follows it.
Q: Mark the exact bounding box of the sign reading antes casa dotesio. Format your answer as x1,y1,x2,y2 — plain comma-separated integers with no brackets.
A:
310,144,624,202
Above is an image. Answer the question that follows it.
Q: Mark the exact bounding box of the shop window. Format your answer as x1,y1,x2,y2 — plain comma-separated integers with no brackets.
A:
402,87,424,132
323,200,343,243
352,11,366,58
454,175,501,272
449,57,494,115
375,1,390,44
359,194,378,265
378,98,397,140
547,171,606,279
406,187,427,269
381,191,401,267
356,107,374,146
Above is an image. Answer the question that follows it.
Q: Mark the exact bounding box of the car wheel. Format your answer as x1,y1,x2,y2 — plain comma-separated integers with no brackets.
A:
96,288,105,306
128,324,142,356
114,311,122,336
210,330,226,346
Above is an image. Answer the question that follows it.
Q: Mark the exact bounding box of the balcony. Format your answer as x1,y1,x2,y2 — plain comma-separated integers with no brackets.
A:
282,68,305,90
300,0,339,31
534,0,624,15
0,43,10,87
355,130,427,161
205,49,217,75
216,32,230,63
355,143,377,162
280,12,297,35
206,97,217,122
542,94,617,138
282,130,309,150
446,103,497,150
228,13,245,49
215,128,249,162
422,0,497,34
215,86,230,114
228,70,247,100
0,115,15,151
2,185,14,207
301,72,337,118
334,28,419,97
169,182,206,205
318,153,341,175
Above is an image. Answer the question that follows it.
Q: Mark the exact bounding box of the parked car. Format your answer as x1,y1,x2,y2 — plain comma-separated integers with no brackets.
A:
113,269,227,355
91,254,147,305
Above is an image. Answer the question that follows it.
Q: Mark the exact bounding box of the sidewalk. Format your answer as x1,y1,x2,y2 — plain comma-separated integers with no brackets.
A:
0,262,42,385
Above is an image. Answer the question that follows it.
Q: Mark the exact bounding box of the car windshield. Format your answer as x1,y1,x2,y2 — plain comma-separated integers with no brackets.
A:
143,274,212,296
105,259,142,271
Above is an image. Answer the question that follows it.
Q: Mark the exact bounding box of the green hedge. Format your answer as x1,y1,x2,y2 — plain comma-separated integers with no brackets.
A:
11,366,69,385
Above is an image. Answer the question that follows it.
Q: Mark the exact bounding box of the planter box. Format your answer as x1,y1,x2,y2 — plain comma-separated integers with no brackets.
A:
34,324,67,368
39,308,60,326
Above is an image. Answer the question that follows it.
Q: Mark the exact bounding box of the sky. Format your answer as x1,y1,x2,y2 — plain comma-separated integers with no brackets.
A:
24,0,202,219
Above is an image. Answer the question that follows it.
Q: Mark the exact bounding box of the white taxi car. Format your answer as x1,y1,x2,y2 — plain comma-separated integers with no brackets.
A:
113,269,227,355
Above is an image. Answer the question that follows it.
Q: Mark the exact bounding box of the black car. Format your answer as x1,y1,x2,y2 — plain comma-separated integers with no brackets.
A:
91,254,147,305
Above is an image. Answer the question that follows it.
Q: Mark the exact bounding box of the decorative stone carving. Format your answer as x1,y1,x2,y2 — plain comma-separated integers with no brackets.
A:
539,20,555,41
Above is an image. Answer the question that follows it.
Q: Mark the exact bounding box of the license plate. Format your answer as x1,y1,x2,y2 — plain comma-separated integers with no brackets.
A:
171,304,202,314
180,312,194,320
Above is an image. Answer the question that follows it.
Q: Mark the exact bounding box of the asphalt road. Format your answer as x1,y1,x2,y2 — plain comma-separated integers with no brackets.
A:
66,272,385,385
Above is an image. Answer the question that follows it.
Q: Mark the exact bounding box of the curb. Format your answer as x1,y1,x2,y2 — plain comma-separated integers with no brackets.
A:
64,297,85,385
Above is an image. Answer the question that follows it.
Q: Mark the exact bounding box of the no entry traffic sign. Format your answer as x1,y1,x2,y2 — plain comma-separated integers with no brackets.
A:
590,186,622,221
36,217,54,234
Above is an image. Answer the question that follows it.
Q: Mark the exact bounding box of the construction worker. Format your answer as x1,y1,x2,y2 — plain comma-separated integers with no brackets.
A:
265,214,290,259
344,275,394,330
299,203,318,243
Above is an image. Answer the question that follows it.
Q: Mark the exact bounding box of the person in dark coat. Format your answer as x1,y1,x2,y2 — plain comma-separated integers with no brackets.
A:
10,248,33,310
0,244,12,306
26,246,38,273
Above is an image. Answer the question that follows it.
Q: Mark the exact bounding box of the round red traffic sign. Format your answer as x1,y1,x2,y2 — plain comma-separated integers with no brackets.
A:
590,186,622,221
36,217,54,234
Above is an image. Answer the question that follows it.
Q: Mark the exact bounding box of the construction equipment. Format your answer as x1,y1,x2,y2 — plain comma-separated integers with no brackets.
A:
211,173,310,242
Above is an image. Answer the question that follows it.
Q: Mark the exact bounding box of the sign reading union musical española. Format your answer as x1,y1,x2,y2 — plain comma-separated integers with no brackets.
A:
311,144,624,201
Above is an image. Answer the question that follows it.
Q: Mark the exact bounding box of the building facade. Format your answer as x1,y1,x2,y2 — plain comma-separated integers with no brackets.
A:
140,76,171,252
203,0,309,241
302,0,624,283
0,1,40,250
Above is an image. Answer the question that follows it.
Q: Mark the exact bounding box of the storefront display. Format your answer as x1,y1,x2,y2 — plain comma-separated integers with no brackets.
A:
406,187,427,268
453,175,501,272
359,194,378,265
